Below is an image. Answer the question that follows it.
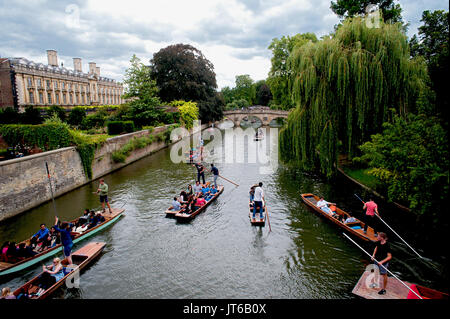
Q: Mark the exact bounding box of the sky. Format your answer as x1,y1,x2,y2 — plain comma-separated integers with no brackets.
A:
0,0,448,90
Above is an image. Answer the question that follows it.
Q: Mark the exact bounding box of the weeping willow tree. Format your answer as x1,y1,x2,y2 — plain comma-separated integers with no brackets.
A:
279,17,429,178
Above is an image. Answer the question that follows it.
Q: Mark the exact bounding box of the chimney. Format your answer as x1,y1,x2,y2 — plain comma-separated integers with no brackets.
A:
47,50,58,67
96,66,100,77
73,58,82,72
89,62,96,74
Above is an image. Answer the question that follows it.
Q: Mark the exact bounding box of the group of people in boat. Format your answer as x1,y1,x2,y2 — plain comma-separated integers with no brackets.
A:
315,195,390,295
169,181,220,215
0,208,106,264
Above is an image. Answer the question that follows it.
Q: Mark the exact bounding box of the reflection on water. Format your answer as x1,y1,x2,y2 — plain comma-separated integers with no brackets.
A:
0,127,447,298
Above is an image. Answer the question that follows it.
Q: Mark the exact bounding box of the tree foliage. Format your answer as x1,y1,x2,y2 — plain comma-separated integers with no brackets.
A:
170,100,199,130
354,112,448,226
409,10,449,128
267,33,318,110
330,0,403,23
279,18,429,178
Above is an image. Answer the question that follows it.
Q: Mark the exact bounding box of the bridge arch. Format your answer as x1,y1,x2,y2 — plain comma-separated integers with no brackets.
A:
223,107,290,127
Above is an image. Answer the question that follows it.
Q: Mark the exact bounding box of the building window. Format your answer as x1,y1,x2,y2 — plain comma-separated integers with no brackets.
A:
76,94,79,104
56,93,60,104
47,92,52,104
62,82,65,89
46,80,51,89
27,77,33,87
37,78,42,88
70,93,73,104
54,81,58,89
29,92,34,103
39,92,44,104
63,94,67,104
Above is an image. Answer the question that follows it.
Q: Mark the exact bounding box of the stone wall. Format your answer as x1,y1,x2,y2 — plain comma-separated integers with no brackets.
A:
0,124,207,221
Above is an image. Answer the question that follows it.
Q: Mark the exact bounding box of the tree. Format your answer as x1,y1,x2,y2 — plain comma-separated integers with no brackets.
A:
279,18,429,178
254,80,272,106
330,0,403,23
123,54,161,127
409,10,449,128
354,112,448,228
267,33,318,110
67,107,86,127
234,75,255,105
197,92,224,123
170,100,199,130
150,44,217,102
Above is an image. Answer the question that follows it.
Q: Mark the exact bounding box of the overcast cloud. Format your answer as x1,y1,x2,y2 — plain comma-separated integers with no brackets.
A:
0,0,448,89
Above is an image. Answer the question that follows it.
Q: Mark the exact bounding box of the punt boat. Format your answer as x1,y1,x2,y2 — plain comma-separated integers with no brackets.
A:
175,185,224,222
13,242,106,299
249,201,266,226
0,208,124,277
301,193,377,243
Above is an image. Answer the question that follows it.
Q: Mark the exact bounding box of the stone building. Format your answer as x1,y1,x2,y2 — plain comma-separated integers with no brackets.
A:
0,50,124,110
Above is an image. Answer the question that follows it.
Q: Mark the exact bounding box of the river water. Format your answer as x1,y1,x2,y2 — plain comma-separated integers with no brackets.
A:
0,123,447,298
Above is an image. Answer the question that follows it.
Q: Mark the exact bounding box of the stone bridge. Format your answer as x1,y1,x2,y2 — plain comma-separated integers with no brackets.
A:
223,107,290,126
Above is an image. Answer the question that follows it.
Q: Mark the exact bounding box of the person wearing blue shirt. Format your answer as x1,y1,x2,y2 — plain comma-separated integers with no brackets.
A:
202,185,211,201
30,224,49,248
171,197,182,211
210,164,219,188
53,217,73,265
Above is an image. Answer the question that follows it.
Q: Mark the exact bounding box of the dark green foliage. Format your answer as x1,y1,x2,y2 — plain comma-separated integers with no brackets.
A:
330,0,403,23
409,10,449,128
255,82,273,106
21,106,43,124
46,105,66,122
67,107,86,126
354,112,448,226
80,110,108,130
107,121,135,135
0,107,21,124
0,123,72,151
197,92,224,123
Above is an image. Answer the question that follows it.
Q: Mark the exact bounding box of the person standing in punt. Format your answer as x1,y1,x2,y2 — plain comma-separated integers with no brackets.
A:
363,197,380,236
252,182,264,222
96,179,112,214
210,164,219,188
53,217,73,265
371,232,392,295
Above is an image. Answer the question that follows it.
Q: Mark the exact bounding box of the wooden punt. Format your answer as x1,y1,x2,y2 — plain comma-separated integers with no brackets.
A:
0,208,124,277
352,269,449,299
12,242,106,299
175,185,224,222
301,193,377,243
249,201,266,226
165,206,184,218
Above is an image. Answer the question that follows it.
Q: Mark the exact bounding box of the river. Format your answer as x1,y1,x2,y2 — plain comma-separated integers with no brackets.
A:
0,123,447,298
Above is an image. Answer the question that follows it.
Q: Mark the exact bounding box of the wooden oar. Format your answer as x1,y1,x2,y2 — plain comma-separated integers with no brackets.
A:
218,174,239,186
264,199,271,232
354,194,423,259
343,233,423,299
45,162,58,217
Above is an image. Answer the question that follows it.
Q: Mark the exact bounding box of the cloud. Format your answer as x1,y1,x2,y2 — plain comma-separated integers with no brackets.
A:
0,0,448,89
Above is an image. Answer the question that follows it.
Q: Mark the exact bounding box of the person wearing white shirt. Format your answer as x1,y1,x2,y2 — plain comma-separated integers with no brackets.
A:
316,197,336,215
252,182,264,221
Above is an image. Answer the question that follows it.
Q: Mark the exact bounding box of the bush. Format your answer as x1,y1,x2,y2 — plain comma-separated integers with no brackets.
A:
46,105,66,122
0,107,20,124
111,135,155,163
80,110,108,130
68,107,86,126
21,106,43,124
107,121,135,135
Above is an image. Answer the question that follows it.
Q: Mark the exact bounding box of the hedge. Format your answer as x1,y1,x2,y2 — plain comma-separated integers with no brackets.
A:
107,121,135,135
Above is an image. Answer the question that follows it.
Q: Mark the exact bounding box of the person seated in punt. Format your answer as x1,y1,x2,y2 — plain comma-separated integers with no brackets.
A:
249,184,258,204
201,184,211,200
316,197,337,216
183,197,196,215
1,287,16,299
2,242,18,262
16,242,37,258
194,194,207,211
1,241,10,262
187,185,194,198
180,191,189,204
96,212,106,223
30,224,50,249
210,185,218,195
86,211,100,230
193,181,203,196
36,257,65,296
344,216,357,224
170,197,182,211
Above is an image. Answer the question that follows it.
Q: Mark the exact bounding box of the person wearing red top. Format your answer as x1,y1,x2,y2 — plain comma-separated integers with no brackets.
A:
363,197,380,236
194,194,206,211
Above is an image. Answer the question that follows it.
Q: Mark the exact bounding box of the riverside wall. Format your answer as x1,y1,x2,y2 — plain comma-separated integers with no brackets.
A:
0,124,207,221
